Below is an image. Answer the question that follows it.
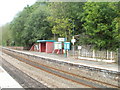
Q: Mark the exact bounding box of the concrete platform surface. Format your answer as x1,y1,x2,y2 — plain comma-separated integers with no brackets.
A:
24,51,119,72
0,66,23,89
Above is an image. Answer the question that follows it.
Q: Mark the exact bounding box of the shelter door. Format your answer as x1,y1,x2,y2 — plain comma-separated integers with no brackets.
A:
41,42,46,52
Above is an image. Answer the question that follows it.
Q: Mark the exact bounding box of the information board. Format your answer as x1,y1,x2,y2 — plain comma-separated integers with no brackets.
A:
64,42,70,50
54,42,62,49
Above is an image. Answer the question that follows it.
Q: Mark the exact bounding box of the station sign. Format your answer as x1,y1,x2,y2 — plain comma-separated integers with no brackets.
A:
64,42,70,50
54,42,62,49
71,38,76,45
58,38,66,42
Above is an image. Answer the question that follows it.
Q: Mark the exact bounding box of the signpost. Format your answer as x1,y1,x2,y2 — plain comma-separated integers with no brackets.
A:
71,38,76,45
71,36,76,58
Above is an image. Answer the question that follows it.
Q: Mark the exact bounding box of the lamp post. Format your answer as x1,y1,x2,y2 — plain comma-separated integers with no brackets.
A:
68,19,75,36
72,20,75,37
69,19,76,58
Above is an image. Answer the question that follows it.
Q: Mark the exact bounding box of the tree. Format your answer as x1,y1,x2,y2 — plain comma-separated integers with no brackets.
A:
48,2,84,41
81,2,119,50
1,23,12,46
10,2,46,47
10,5,33,46
23,3,53,47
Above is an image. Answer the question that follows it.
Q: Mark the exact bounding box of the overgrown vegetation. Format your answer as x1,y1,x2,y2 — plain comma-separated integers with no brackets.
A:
0,1,119,50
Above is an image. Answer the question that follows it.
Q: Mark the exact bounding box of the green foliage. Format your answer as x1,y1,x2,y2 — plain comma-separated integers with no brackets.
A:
23,4,52,47
81,2,119,50
10,2,52,47
2,1,119,51
48,2,84,41
0,24,12,46
10,5,34,46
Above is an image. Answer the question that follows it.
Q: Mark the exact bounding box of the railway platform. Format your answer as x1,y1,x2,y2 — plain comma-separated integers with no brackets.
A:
2,47,119,73
5,46,117,73
25,51,119,73
0,66,23,89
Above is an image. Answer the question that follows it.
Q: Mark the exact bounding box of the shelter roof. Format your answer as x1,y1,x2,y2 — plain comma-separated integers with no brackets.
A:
37,40,56,42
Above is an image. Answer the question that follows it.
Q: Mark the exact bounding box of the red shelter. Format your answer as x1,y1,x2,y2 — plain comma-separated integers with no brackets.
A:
37,40,56,53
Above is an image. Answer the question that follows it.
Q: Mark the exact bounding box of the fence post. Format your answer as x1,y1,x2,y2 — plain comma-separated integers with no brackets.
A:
79,50,81,57
107,50,109,60
93,49,95,58
110,51,113,60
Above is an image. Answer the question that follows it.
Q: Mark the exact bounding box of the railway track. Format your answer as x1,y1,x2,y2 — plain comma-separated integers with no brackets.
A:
2,48,119,89
1,58,48,89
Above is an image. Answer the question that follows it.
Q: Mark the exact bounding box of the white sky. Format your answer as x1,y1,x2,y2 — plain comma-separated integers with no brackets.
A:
0,0,37,26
